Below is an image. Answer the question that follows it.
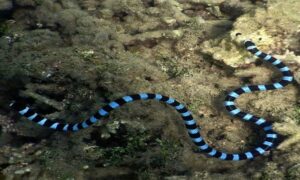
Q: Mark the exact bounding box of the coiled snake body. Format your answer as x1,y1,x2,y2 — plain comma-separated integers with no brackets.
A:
10,40,294,161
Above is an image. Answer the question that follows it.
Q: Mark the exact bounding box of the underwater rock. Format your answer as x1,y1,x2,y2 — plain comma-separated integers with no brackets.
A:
295,69,300,84
201,37,247,67
55,9,89,35
14,0,36,7
287,164,300,179
184,0,224,5
219,0,253,20
79,0,101,11
14,168,31,175
0,0,12,16
202,0,300,67
260,162,285,179
0,114,16,133
120,29,184,46
274,117,300,150
0,0,12,10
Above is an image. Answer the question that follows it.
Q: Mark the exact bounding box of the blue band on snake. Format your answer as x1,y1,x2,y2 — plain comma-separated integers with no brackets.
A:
10,40,294,161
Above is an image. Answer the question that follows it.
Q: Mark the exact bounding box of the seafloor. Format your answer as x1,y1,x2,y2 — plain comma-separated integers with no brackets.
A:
0,0,299,179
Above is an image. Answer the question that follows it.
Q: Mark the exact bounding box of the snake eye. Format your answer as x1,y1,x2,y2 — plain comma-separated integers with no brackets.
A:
258,37,262,41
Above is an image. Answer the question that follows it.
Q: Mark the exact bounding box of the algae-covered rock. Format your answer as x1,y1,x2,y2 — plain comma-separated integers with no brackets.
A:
274,117,300,150
260,162,285,180
294,66,300,84
201,0,300,67
287,164,300,179
201,37,248,67
14,0,36,7
0,0,12,12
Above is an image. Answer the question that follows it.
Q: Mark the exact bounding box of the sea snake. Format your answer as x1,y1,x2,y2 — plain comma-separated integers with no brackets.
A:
10,40,294,161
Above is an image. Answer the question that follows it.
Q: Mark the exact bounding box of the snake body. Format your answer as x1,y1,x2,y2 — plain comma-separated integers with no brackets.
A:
10,40,294,161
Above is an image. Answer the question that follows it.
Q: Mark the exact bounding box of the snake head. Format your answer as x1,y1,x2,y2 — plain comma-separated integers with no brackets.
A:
244,39,255,48
9,100,26,111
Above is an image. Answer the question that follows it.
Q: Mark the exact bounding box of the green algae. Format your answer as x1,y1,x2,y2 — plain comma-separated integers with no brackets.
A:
99,131,152,166
292,106,300,125
0,23,9,36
